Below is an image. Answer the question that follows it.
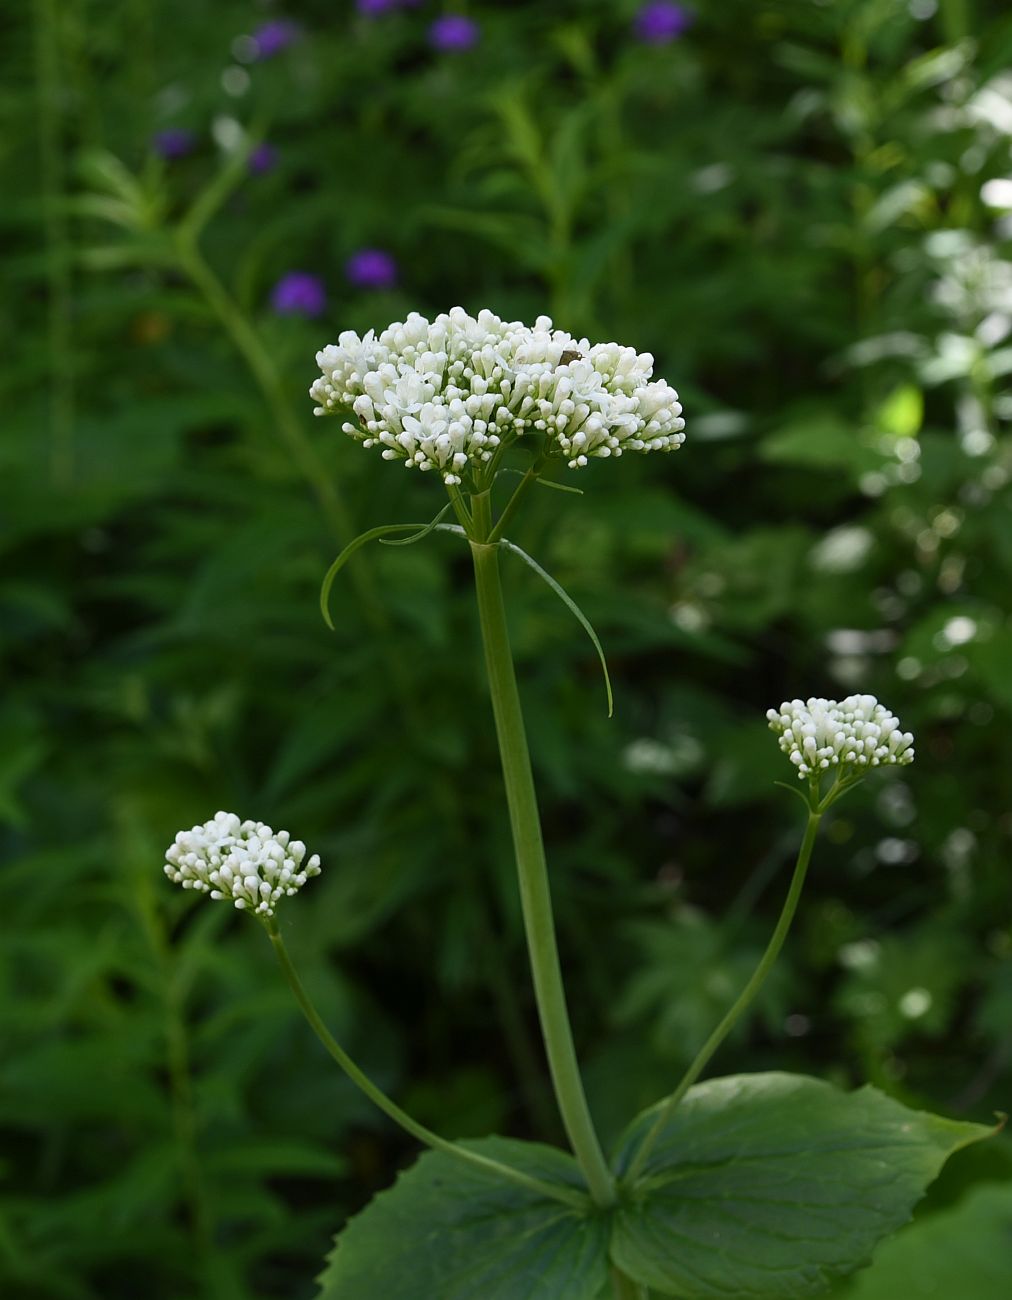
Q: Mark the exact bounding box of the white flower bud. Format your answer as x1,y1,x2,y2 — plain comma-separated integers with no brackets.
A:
766,696,915,781
163,811,322,917
310,308,685,486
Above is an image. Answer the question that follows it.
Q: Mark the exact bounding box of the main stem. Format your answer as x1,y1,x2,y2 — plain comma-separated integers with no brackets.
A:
624,811,823,1185
266,922,587,1211
469,534,615,1208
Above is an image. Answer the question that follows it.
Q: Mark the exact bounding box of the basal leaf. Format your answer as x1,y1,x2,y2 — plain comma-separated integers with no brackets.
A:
610,1072,992,1299
834,1180,1012,1298
318,1136,609,1299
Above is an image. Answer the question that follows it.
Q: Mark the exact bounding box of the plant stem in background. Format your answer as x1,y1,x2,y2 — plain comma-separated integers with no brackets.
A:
174,239,357,544
33,0,75,487
624,811,823,1184
469,532,616,1208
266,921,589,1212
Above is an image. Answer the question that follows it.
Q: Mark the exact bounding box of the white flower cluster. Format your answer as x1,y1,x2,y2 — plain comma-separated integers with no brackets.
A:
310,307,685,484
766,695,915,780
164,811,321,917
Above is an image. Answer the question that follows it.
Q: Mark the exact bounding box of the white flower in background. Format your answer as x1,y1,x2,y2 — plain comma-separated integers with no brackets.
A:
766,695,915,780
164,811,321,916
310,307,685,484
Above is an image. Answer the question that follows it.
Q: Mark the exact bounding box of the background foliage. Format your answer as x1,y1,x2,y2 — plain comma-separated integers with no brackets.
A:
3,1,1012,1296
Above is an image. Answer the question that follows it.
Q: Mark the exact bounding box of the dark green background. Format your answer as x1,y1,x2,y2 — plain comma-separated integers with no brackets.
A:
3,1,1011,1296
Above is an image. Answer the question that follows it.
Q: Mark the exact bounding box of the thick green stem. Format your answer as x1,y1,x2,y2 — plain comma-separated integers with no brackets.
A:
624,812,823,1184
266,922,588,1211
469,539,615,1208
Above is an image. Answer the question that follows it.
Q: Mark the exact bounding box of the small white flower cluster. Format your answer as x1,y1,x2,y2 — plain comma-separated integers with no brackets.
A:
164,811,321,917
766,695,915,780
310,307,685,484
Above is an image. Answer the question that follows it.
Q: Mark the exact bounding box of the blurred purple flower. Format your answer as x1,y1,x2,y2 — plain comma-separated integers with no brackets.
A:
251,19,300,59
634,2,693,44
345,248,398,291
151,128,195,160
357,0,398,13
248,142,278,175
271,272,326,317
429,15,479,52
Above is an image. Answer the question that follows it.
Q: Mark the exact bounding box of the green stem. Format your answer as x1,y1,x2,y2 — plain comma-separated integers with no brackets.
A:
266,922,589,1212
488,466,540,544
174,238,356,545
469,538,615,1208
624,811,823,1184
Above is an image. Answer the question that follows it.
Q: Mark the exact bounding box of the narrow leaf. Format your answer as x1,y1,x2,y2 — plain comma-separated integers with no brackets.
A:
497,467,585,496
319,523,435,630
499,539,613,717
378,502,453,547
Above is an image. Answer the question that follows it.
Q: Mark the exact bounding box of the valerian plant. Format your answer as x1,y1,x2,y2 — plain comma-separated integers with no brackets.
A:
165,308,994,1300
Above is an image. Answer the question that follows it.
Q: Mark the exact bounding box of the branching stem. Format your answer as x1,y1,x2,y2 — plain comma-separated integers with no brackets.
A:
266,921,589,1212
623,811,823,1184
469,534,615,1208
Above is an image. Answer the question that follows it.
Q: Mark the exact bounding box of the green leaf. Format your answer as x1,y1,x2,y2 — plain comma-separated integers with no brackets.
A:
611,1072,993,1299
499,538,614,717
377,502,454,546
318,1137,609,1299
319,523,440,630
874,385,923,438
834,1180,1012,1298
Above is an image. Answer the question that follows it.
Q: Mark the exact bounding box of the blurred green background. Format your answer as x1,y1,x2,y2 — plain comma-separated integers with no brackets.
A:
3,1,1012,1296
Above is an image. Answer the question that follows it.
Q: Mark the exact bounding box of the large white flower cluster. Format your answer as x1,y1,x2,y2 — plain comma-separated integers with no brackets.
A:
766,695,915,780
310,307,685,484
164,811,321,917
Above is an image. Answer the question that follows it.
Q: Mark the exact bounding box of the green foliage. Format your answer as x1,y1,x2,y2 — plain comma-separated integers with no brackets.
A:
320,1076,991,1300
611,1073,991,1298
4,0,1012,1295
834,1180,1012,1299
318,1138,608,1300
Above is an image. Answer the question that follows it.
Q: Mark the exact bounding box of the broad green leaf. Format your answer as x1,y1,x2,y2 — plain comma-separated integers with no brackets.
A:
611,1072,992,1299
834,1180,1012,1298
318,1137,609,1299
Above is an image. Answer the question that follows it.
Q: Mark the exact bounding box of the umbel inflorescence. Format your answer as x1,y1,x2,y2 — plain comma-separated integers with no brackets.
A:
310,307,685,486
164,811,321,917
767,695,915,781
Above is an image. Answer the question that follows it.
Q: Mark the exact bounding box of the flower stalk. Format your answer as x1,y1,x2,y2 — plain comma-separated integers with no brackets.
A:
267,918,589,1212
469,527,616,1209
623,809,823,1185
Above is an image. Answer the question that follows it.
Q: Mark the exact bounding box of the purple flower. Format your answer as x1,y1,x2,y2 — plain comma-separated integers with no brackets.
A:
357,0,398,13
251,19,300,59
345,249,398,291
429,15,479,52
151,128,195,160
248,142,278,175
634,2,693,44
270,272,326,317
